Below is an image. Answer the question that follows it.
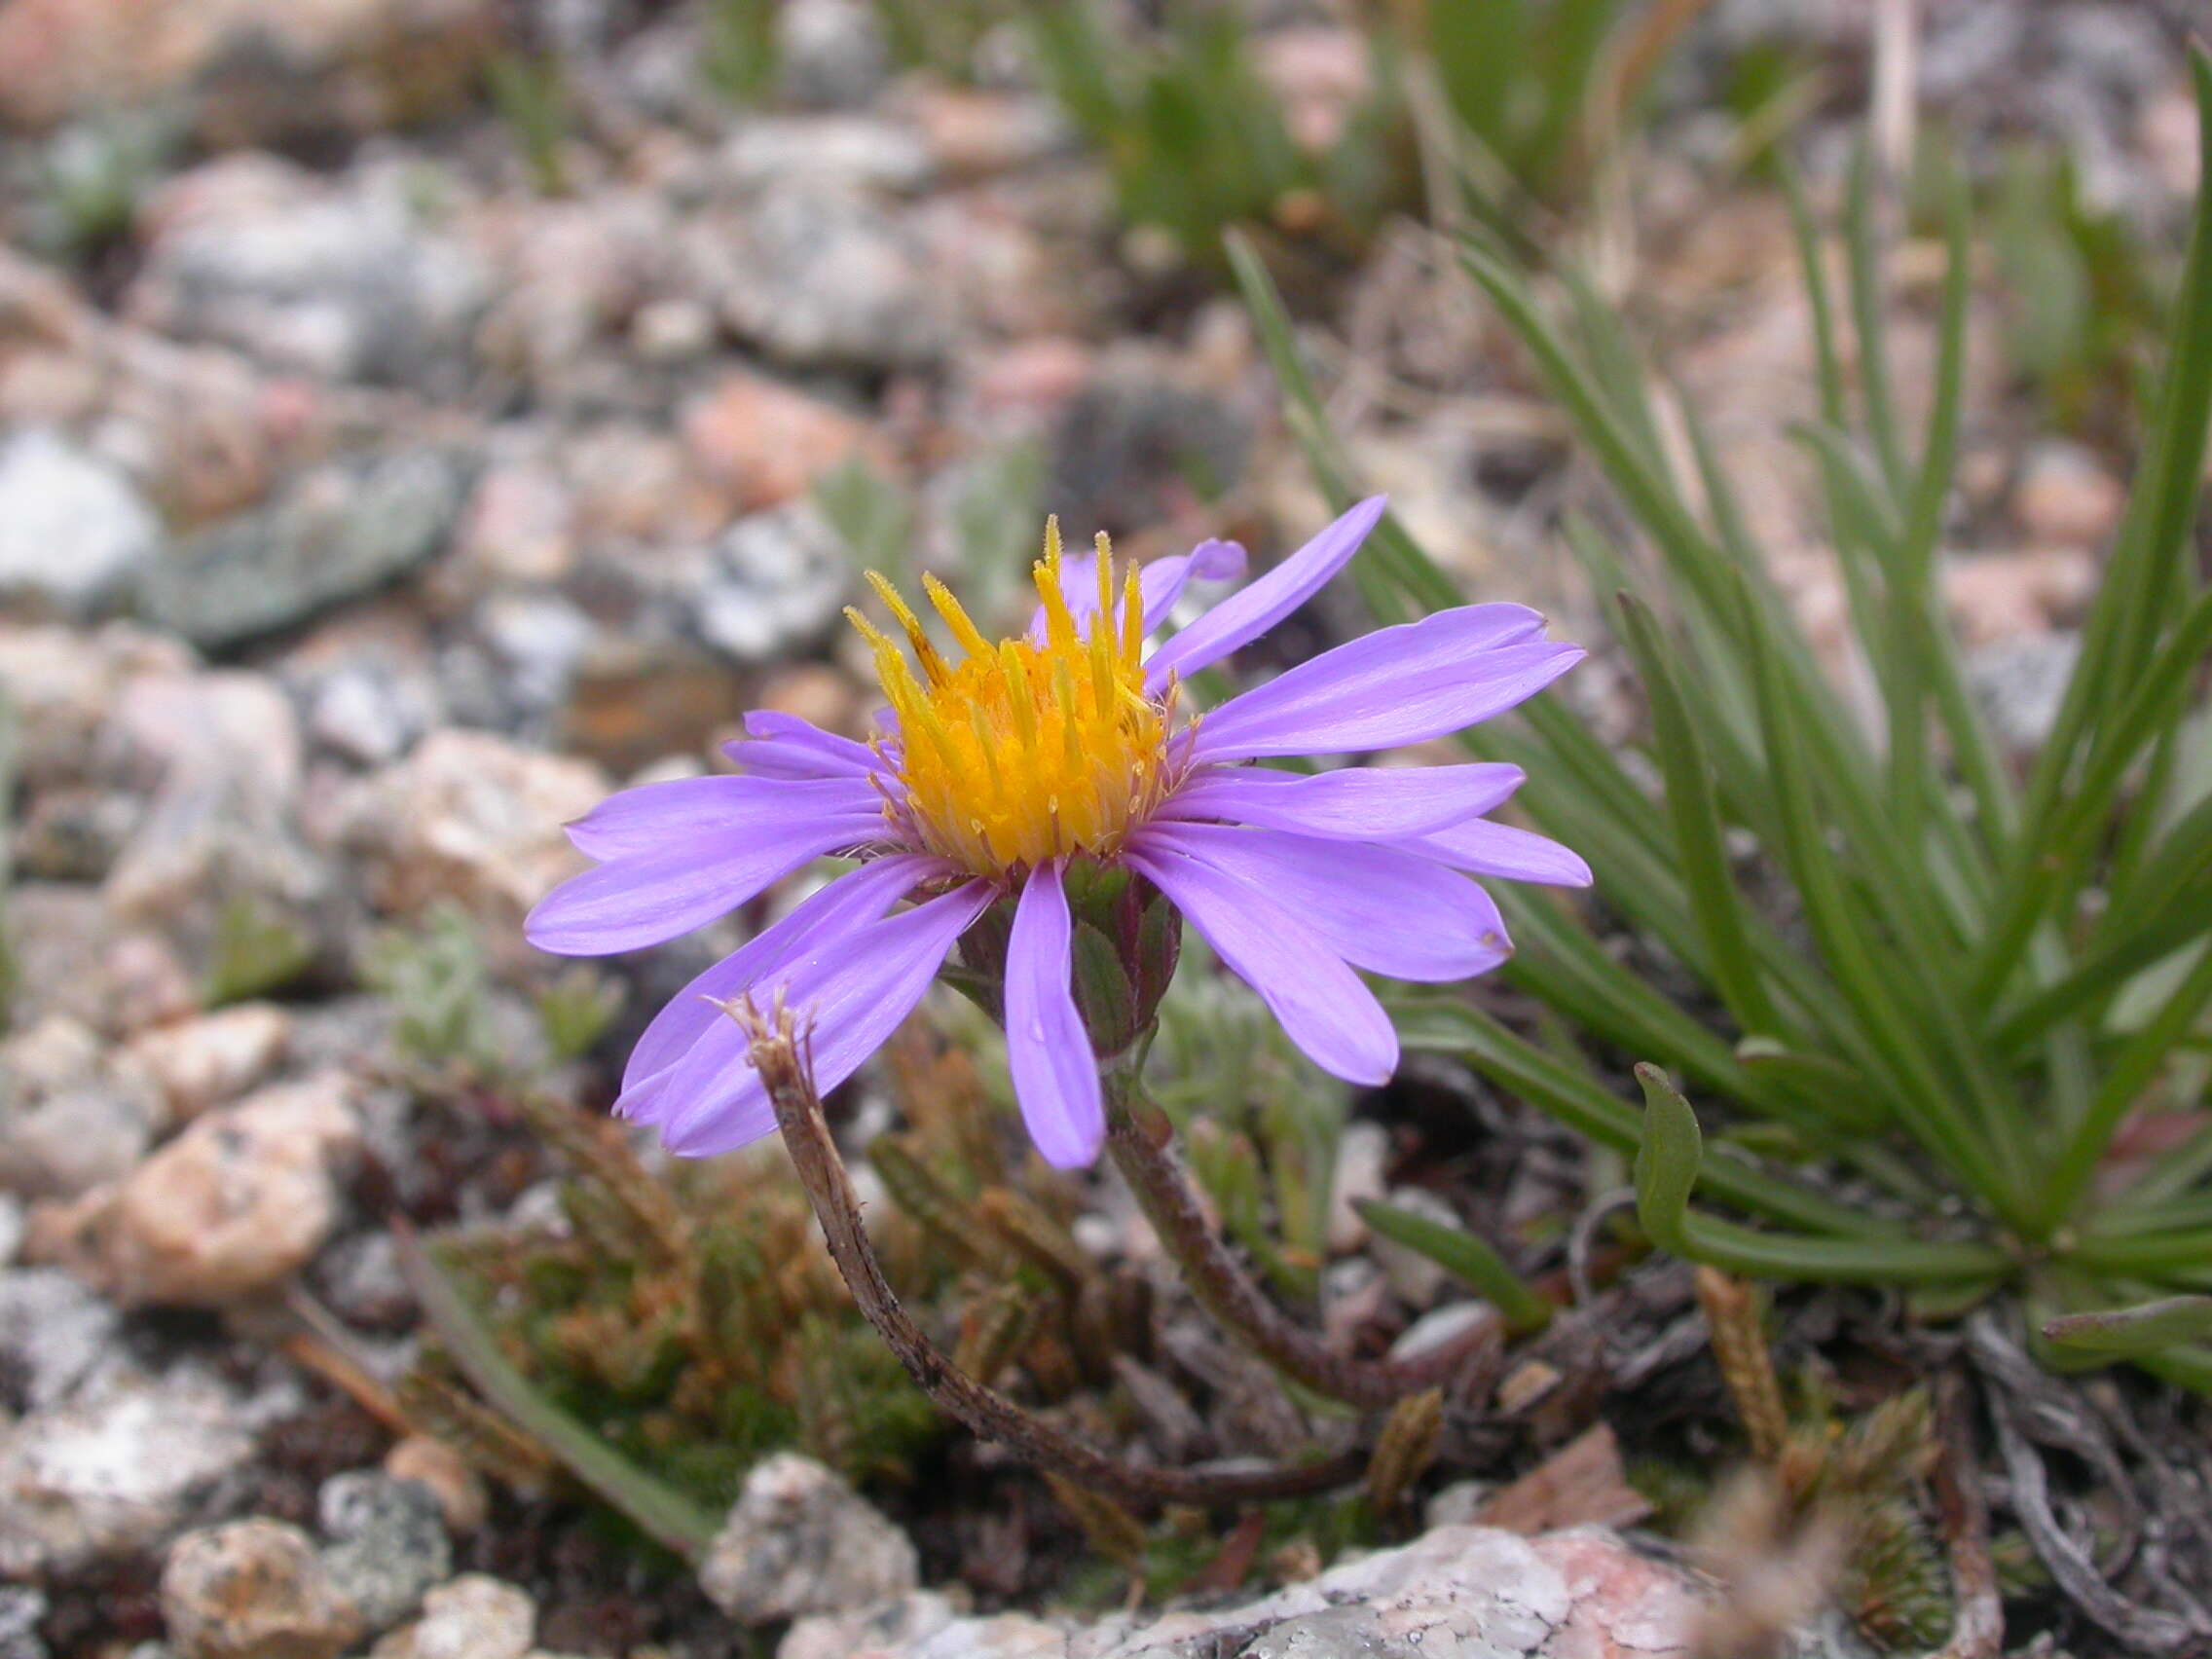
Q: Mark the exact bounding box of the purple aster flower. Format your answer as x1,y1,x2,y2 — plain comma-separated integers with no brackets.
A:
527,498,1587,1169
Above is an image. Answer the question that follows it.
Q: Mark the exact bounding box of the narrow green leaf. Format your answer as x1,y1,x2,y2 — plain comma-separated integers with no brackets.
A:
2044,1295,2212,1357
1354,1199,1552,1335
1633,1063,1702,1254
395,1227,722,1559
2010,48,2212,939
1742,591,2025,1220
1733,1039,1886,1135
1392,997,1886,1237
1677,1214,2010,1285
1615,593,1781,1036
1843,144,1905,490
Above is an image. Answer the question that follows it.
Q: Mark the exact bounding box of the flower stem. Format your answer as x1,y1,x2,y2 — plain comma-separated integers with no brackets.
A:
745,1003,1363,1507
1102,1079,1498,1411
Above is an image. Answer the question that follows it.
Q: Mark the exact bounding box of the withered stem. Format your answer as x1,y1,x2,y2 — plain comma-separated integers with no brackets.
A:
1930,1372,2003,1659
750,1010,1362,1508
1103,1082,1496,1410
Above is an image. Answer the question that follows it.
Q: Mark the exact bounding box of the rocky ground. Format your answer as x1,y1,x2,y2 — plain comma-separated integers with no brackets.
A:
0,1,2202,1656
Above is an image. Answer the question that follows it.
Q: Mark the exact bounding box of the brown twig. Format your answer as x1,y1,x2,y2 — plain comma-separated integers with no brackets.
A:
1970,1311,2203,1654
1928,1371,2002,1659
745,1003,1364,1508
1104,1087,1498,1410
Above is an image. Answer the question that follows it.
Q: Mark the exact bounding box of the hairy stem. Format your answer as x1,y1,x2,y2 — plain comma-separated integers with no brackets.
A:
747,1005,1363,1508
1103,1080,1499,1411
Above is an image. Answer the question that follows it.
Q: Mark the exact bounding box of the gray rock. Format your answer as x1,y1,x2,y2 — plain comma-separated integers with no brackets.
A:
140,449,477,651
719,117,933,195
315,1472,450,1635
0,1196,21,1266
0,1268,121,1412
1048,364,1253,538
781,1526,1704,1659
1237,1604,1397,1657
777,0,890,110
0,1016,166,1198
1970,631,2082,754
0,431,162,618
698,188,953,370
699,1454,918,1624
161,1518,361,1659
473,591,594,719
0,1587,45,1659
129,158,488,389
696,501,849,664
306,666,440,768
0,1362,259,1579
369,1575,535,1659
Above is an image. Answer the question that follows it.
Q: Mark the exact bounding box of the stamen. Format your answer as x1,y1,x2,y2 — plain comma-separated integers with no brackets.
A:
865,571,949,685
1121,561,1143,663
1093,531,1114,637
1035,520,1080,655
1000,642,1040,751
923,571,993,661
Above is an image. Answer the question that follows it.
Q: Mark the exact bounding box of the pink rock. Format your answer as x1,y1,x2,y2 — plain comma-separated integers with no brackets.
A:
29,1070,360,1308
682,370,889,515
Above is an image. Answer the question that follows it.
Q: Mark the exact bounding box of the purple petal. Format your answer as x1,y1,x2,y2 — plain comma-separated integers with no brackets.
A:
1191,607,1580,762
1143,497,1386,690
621,853,948,1093
1160,761,1526,840
526,813,878,956
1401,818,1593,887
1003,862,1105,1168
648,882,994,1155
1124,844,1397,1086
1033,537,1250,645
1135,822,1511,981
722,712,883,779
567,775,882,860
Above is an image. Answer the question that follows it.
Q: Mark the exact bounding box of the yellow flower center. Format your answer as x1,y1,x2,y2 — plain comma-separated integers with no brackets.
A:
846,521,1179,881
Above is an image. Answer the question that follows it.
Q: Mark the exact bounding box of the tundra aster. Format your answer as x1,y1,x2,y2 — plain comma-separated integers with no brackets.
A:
527,498,1587,1168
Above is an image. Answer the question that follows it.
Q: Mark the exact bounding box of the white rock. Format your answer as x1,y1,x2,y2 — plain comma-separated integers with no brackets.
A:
0,430,162,616
700,1454,919,1624
124,1005,291,1123
333,731,606,955
1324,1120,1389,1252
0,1362,258,1578
0,1266,119,1411
129,156,488,390
781,1527,1703,1658
719,117,933,195
370,1575,535,1659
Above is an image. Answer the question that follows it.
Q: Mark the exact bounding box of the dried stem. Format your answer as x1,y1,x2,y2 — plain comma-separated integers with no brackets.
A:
745,1003,1364,1509
1104,1083,1498,1410
1929,1372,2001,1659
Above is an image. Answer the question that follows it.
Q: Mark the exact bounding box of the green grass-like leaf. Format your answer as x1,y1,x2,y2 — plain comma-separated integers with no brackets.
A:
1243,48,2212,1382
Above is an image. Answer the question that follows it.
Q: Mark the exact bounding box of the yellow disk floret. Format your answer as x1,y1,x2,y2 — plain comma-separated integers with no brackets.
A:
846,520,1175,880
